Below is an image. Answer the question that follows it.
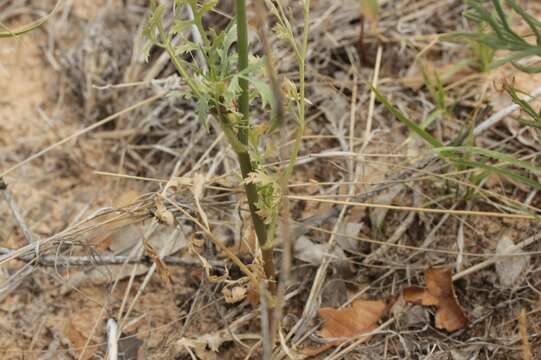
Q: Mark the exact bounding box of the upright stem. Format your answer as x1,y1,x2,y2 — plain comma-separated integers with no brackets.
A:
235,0,276,291
236,0,250,144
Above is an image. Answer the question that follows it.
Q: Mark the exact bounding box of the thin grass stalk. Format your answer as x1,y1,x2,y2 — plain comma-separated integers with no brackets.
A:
284,0,310,180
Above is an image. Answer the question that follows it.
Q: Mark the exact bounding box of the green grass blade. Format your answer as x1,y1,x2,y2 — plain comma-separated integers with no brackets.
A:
436,146,541,175
453,158,541,191
0,0,62,38
368,83,443,148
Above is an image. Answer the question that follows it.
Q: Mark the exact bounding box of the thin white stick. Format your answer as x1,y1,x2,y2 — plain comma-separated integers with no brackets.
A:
0,180,37,249
349,74,358,176
0,246,222,267
260,283,272,360
473,84,541,136
363,45,383,149
455,218,465,272
106,319,119,360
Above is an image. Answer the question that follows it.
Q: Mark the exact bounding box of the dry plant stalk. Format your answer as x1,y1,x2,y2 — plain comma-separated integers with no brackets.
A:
519,308,533,360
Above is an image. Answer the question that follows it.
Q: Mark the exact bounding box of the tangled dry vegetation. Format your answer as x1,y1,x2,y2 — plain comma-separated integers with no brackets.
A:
1,0,540,359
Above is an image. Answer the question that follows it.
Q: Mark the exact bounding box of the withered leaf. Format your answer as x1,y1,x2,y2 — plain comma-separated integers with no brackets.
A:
144,239,171,285
154,196,175,226
403,267,468,332
301,299,386,357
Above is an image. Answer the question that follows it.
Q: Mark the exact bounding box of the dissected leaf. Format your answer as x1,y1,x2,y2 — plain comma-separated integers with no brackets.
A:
196,92,210,127
171,19,193,34
403,267,468,332
301,299,386,357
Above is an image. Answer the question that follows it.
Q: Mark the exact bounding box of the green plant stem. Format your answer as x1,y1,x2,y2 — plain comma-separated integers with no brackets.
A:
235,0,276,290
161,40,201,98
236,0,250,144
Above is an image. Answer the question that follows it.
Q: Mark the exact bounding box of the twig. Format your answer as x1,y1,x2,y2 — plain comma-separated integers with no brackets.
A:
79,306,107,360
364,209,416,263
118,263,156,332
0,179,37,249
0,246,224,268
362,44,383,149
519,308,533,360
106,319,119,360
260,283,272,360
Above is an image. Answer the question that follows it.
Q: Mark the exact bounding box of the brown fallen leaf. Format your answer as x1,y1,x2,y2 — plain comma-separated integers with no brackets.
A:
301,299,386,357
403,267,468,332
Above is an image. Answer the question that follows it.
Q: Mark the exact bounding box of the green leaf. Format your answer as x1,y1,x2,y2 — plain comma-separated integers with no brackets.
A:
196,93,210,128
368,83,443,148
222,23,238,58
507,0,541,45
174,40,199,55
506,85,541,123
141,41,154,62
171,19,193,34
436,146,541,175
167,90,185,98
242,76,279,131
0,0,62,38
250,79,273,108
201,0,218,13
511,62,541,73
143,4,166,43
453,159,541,191
224,76,240,110
455,0,541,71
